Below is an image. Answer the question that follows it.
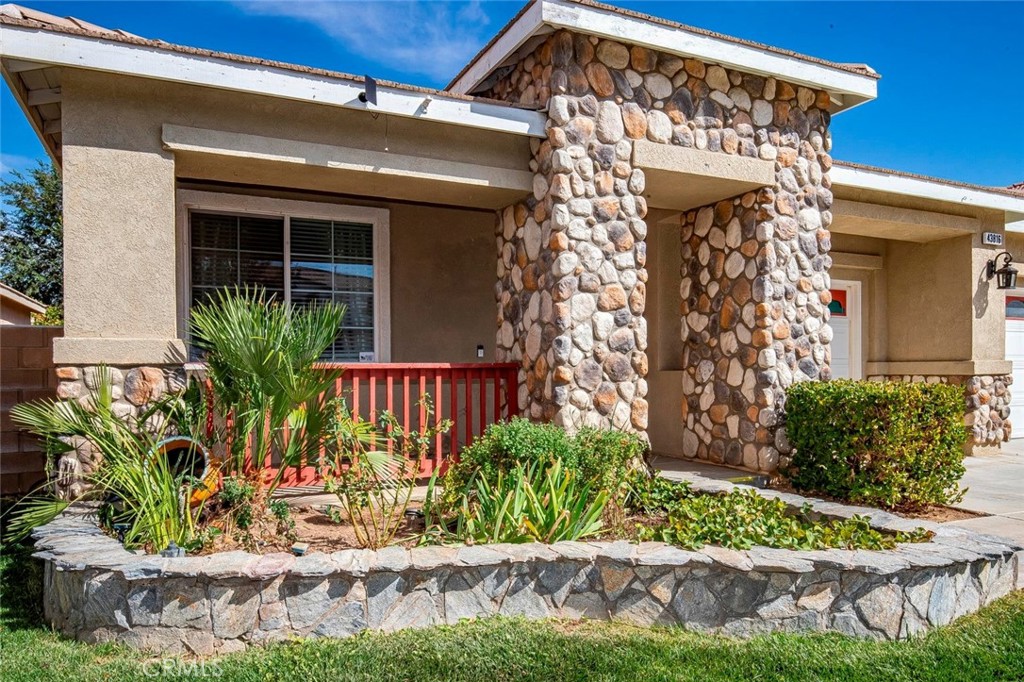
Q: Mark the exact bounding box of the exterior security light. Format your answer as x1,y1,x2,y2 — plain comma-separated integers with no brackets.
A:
358,76,377,105
987,251,1018,290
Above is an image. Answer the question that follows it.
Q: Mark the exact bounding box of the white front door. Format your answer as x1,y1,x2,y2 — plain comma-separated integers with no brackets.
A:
1005,296,1024,438
829,281,862,380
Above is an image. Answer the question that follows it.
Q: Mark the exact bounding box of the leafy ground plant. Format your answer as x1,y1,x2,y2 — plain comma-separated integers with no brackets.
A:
625,470,930,551
6,367,206,550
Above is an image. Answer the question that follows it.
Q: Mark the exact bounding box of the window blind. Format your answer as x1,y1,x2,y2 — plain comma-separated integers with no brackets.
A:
189,211,375,362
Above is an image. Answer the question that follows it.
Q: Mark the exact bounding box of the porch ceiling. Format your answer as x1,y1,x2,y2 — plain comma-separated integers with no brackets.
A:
632,140,775,212
163,125,533,210
830,198,978,243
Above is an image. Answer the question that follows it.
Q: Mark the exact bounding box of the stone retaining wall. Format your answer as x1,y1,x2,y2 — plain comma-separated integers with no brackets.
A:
867,374,1012,448
34,479,1022,654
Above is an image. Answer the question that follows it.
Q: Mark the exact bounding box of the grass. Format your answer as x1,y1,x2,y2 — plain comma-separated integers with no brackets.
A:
1,541,1023,682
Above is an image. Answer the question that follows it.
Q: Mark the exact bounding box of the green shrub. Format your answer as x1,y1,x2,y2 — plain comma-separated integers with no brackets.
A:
442,418,644,508
625,471,930,551
784,379,968,511
572,427,648,496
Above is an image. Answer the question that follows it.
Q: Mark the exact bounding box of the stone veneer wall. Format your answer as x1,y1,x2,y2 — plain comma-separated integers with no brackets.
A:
492,34,654,432
52,365,185,498
867,374,1013,448
33,475,1023,654
488,31,834,467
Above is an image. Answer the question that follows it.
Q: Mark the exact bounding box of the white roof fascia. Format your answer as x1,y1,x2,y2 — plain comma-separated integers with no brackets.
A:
450,0,878,113
831,164,1024,216
449,0,546,97
0,24,547,138
1006,215,1024,234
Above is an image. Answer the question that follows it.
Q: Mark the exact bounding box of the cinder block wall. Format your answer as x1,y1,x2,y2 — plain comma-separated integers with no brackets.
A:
1,325,62,495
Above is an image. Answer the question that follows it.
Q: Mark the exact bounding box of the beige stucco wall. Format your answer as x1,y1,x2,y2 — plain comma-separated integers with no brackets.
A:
387,204,497,363
55,68,529,365
830,189,1012,374
972,212,1011,362
877,210,1009,370
645,210,685,455
58,79,180,364
884,236,973,362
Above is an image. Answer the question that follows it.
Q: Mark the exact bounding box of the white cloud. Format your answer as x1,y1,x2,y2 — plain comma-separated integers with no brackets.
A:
0,153,38,176
234,0,494,83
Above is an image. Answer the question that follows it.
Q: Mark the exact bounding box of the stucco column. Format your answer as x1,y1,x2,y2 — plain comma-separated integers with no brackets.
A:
55,70,184,367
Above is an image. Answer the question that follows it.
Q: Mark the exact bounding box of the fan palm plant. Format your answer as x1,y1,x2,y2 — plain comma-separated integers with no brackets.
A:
6,367,205,549
189,286,346,490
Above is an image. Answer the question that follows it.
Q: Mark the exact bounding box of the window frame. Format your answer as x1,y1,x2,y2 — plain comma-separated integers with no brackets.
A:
176,190,391,362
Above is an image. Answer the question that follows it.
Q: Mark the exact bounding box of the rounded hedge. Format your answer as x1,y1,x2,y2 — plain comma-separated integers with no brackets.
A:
783,379,968,511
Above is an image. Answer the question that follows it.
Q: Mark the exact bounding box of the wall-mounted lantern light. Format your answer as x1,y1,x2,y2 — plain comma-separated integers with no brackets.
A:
987,251,1019,290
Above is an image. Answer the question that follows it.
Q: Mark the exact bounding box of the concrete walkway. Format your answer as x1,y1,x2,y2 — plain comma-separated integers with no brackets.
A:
652,449,1024,546
945,441,1024,545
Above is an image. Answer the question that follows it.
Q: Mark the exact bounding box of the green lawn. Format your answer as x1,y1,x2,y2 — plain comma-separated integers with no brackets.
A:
2,541,1023,682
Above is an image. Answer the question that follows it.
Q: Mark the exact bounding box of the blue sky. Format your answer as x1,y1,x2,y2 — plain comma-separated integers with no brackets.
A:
2,1,1022,186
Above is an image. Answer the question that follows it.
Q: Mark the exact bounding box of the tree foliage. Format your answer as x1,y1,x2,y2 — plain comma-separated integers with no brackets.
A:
0,161,63,307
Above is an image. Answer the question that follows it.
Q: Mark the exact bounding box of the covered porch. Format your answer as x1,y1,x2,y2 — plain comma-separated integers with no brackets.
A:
41,66,542,483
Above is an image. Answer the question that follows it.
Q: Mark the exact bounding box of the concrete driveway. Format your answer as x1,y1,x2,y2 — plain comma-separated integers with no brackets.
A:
946,441,1024,545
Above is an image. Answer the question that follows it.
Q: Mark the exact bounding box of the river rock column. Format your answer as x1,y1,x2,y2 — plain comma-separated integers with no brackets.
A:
680,121,834,473
496,93,649,436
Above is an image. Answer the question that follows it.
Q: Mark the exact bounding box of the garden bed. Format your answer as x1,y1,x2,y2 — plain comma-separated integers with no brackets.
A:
32,474,1023,655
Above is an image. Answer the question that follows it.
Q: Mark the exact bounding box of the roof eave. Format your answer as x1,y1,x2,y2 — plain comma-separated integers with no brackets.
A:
831,162,1024,216
449,0,878,114
0,283,48,314
0,20,548,144
1,61,62,169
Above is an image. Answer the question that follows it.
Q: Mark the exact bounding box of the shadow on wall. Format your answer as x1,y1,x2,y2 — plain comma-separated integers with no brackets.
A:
974,268,990,319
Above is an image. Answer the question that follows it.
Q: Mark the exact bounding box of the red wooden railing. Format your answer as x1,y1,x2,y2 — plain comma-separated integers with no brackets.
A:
268,363,520,487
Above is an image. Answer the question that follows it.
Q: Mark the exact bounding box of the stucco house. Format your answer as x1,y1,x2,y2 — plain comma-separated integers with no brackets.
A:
2,0,1022,478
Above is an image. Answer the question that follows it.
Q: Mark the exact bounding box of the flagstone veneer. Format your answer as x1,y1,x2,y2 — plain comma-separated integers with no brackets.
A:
34,476,1023,654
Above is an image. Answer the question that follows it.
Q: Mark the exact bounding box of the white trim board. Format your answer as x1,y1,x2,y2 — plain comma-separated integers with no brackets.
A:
450,0,878,113
831,165,1024,215
175,190,392,363
0,24,547,138
162,125,533,194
